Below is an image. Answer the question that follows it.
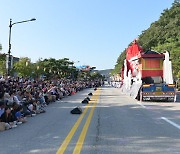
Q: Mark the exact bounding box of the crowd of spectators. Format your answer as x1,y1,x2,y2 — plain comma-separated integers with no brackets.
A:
0,76,100,131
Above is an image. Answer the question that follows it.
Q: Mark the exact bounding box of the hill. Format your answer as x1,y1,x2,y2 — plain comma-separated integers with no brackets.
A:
113,0,180,78
93,69,113,78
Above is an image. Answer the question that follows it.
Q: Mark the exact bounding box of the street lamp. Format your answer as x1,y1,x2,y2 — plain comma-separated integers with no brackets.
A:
7,18,36,76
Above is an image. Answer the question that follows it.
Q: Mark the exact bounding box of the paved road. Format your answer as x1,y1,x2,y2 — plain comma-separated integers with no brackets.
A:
0,85,180,154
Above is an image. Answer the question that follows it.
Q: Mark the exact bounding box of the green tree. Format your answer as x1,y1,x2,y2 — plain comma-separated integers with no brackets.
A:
0,54,6,75
14,57,34,77
36,58,75,79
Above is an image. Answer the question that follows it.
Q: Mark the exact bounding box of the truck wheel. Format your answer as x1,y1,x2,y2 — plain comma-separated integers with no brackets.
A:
140,92,143,102
136,91,141,101
136,88,142,101
136,93,140,101
173,95,177,102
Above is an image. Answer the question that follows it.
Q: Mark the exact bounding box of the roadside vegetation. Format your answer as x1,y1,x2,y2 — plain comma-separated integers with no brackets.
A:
0,54,104,80
113,0,180,85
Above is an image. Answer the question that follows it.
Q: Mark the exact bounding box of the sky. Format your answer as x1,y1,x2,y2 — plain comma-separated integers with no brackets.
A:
0,0,174,70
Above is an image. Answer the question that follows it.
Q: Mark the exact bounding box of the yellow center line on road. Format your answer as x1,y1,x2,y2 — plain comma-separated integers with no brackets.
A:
56,90,100,154
73,89,101,154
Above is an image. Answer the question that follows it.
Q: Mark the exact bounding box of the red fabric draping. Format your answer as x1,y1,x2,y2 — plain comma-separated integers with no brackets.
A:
126,41,143,61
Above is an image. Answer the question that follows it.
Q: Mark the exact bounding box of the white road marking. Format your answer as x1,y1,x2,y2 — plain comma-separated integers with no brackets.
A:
137,102,146,108
161,117,180,130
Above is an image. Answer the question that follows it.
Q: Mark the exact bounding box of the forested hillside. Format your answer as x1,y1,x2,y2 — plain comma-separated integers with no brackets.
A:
113,0,180,78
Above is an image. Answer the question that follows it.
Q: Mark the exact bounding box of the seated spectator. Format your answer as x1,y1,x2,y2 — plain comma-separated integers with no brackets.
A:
24,91,33,105
1,106,17,129
11,102,19,121
47,85,56,102
54,88,60,100
43,91,49,105
38,91,47,107
0,83,5,101
13,90,23,105
0,100,5,118
32,100,46,114
16,90,23,102
15,106,27,123
0,100,6,131
27,101,37,115
5,90,16,106
3,89,11,105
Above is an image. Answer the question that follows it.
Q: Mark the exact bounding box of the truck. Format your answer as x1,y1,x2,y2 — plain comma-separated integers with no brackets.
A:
121,40,176,102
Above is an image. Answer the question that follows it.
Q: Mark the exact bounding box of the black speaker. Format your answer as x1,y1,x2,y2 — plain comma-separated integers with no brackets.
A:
88,92,93,96
86,97,90,101
70,107,82,114
81,99,89,104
